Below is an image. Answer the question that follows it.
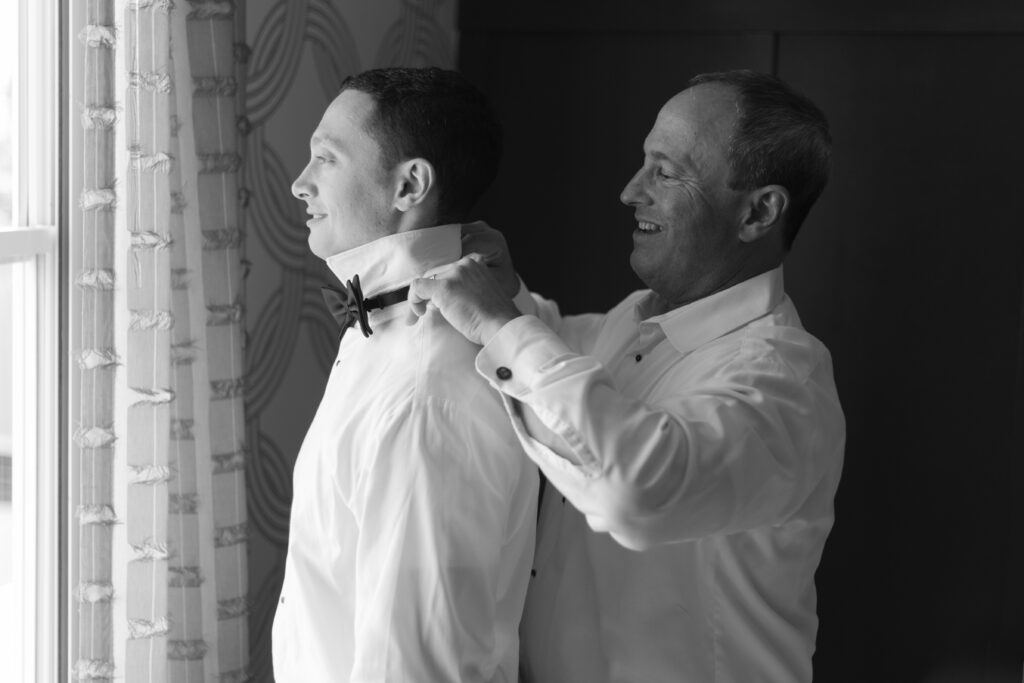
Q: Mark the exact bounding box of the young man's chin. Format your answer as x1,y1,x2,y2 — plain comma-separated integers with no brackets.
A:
307,236,331,261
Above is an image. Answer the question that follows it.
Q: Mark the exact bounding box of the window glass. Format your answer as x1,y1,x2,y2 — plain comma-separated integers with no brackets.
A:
0,0,24,671
0,261,15,662
0,0,55,675
0,0,14,226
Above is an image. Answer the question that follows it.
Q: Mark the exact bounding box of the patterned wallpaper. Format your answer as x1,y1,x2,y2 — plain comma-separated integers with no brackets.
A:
240,0,458,679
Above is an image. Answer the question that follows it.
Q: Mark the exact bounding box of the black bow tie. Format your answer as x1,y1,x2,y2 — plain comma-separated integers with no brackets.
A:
321,274,410,343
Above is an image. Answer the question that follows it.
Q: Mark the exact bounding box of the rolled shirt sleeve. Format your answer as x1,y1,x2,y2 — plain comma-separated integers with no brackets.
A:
476,314,841,551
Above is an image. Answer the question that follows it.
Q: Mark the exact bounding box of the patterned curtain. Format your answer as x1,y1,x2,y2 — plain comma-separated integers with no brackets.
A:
72,0,248,680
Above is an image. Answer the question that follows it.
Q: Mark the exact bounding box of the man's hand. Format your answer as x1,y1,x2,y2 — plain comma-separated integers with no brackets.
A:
460,221,519,299
408,254,522,346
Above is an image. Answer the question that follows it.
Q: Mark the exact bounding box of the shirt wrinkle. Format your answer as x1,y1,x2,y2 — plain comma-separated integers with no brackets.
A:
741,326,823,386
273,226,537,683
481,266,844,683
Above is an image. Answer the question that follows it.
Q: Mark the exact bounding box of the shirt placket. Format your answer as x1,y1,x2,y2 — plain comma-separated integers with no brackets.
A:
608,322,667,398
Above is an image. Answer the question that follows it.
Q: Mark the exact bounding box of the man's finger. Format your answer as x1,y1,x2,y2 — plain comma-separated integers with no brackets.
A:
460,220,491,239
406,277,436,323
404,300,436,325
477,250,501,265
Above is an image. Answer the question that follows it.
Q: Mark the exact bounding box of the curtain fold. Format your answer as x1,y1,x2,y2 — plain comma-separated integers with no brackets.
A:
73,1,248,680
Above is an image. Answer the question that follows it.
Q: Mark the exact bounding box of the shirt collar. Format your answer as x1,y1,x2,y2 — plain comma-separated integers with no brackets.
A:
637,267,786,354
324,224,461,299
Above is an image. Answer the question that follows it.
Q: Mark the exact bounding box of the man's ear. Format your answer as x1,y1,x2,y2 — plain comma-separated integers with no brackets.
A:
738,185,789,243
393,158,435,213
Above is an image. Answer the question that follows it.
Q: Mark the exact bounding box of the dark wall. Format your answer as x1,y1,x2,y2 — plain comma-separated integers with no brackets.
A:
460,3,1024,681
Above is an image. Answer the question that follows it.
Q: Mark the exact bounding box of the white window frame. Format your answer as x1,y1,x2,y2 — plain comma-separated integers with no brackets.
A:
0,0,61,680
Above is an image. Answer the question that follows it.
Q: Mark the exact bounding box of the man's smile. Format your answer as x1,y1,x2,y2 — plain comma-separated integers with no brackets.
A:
635,220,663,235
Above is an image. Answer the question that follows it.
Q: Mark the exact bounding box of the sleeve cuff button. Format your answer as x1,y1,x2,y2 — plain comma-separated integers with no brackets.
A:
496,366,513,380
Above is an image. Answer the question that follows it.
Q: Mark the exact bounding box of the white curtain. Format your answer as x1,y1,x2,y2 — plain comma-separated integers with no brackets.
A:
72,0,248,680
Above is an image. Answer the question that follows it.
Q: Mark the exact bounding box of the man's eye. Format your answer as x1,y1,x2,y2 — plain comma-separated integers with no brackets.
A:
315,155,332,164
655,168,672,180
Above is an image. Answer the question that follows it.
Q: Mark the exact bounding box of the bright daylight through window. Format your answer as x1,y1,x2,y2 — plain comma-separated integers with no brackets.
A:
0,0,59,681
0,1,19,667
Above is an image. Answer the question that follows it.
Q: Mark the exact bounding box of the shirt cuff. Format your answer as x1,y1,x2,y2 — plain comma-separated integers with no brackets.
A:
477,315,602,475
475,315,574,397
511,277,536,316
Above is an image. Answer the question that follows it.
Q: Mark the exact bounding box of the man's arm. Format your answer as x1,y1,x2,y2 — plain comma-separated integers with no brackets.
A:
346,396,535,682
475,316,844,550
456,222,609,352
409,258,843,551
409,253,603,351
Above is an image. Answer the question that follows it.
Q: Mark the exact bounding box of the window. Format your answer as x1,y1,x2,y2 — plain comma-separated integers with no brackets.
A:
0,0,60,680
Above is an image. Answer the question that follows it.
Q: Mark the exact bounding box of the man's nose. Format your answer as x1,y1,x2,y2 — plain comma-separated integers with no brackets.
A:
620,168,647,206
292,165,314,200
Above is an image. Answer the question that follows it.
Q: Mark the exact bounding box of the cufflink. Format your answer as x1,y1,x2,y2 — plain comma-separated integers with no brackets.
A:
496,366,512,380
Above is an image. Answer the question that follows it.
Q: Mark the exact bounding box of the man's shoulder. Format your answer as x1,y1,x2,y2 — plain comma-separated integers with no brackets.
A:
675,298,830,385
717,305,833,387
407,310,512,415
339,315,519,449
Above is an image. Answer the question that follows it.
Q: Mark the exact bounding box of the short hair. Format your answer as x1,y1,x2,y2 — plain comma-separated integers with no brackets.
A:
688,70,831,248
338,67,502,224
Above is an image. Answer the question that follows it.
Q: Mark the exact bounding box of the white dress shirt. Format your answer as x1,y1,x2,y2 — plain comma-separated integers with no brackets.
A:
476,267,845,683
273,225,538,683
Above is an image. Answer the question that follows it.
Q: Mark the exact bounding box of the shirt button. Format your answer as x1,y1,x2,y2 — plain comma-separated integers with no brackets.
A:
496,366,512,380
280,596,285,604
634,354,643,362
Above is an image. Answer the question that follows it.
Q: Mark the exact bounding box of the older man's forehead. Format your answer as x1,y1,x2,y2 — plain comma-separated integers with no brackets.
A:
654,87,736,150
644,110,698,158
664,84,739,126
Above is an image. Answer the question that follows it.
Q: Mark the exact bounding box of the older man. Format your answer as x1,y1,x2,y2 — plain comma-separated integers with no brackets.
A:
411,70,845,682
272,67,537,682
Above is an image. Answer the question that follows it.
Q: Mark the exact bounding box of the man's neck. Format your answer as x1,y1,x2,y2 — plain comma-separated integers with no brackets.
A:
663,252,783,311
393,204,439,236
325,224,462,298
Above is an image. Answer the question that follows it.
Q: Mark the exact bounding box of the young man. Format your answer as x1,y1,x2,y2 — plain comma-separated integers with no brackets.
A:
272,67,537,682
